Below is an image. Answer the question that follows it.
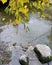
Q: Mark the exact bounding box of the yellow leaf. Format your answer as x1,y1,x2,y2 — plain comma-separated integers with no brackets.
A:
2,18,6,21
13,19,20,25
19,7,29,14
41,2,45,6
41,14,45,18
1,0,7,4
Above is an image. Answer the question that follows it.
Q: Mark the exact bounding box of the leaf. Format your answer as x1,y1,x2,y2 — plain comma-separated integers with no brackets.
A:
13,19,20,25
40,14,45,18
1,0,7,4
19,7,29,15
24,17,29,23
5,7,9,13
38,12,40,14
2,0,50,25
1,18,6,21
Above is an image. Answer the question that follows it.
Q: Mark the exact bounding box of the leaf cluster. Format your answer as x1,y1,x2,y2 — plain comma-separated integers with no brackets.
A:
1,0,50,25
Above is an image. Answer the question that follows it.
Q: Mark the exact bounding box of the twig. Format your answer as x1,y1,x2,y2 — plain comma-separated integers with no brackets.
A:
47,62,49,65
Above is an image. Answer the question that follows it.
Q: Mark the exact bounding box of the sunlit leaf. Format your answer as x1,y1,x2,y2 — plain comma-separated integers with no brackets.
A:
1,0,7,4
1,18,6,21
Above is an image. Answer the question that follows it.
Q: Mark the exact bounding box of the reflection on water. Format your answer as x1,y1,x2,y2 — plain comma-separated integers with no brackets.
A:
47,27,52,49
0,8,15,27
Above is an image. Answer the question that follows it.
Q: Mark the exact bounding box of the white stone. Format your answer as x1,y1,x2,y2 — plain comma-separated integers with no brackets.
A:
20,54,27,62
35,44,52,57
50,0,52,3
14,45,22,50
28,46,34,50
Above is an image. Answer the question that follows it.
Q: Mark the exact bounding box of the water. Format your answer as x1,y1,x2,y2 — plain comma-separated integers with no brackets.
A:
0,11,52,65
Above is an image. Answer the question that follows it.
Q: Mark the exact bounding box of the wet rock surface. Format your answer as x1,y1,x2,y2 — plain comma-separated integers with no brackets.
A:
0,42,52,65
34,44,52,63
19,54,29,65
7,44,52,65
0,41,12,65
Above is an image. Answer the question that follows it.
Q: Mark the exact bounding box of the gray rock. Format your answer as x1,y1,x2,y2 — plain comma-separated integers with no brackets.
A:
19,54,29,65
34,44,52,63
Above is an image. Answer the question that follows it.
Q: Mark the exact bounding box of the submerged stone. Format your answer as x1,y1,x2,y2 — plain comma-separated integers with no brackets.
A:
19,54,29,65
34,44,52,63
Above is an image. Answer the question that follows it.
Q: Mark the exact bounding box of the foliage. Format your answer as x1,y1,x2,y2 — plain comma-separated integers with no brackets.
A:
1,0,50,25
0,0,7,4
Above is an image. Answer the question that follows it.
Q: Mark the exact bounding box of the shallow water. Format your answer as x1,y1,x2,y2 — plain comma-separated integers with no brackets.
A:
0,14,52,46
0,11,52,65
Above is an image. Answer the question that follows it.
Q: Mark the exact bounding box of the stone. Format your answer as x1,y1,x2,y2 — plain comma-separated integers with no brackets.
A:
34,44,52,63
50,0,52,3
28,45,34,50
19,54,29,65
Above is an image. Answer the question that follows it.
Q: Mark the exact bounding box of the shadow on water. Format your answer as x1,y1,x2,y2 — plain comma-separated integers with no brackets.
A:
0,3,15,27
0,9,15,27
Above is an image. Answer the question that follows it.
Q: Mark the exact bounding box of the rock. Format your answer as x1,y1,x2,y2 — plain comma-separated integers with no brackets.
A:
34,44,52,63
0,51,12,64
28,45,34,51
0,42,12,64
13,43,17,46
19,54,29,65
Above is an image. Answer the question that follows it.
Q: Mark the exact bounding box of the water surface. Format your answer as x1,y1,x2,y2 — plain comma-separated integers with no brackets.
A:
0,11,52,65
